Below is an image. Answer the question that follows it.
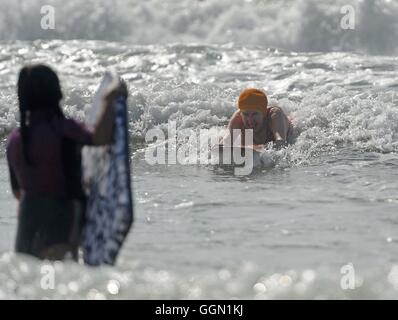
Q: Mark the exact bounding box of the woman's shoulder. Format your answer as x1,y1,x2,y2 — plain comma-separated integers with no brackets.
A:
267,105,291,120
267,105,283,114
228,110,244,128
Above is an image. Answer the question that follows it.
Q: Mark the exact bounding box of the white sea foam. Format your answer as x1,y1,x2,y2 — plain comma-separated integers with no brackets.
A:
0,0,397,55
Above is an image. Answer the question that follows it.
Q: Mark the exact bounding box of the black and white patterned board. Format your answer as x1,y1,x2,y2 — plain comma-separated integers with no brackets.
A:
81,71,133,266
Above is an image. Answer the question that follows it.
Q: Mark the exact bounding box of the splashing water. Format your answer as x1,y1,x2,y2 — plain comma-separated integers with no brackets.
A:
0,0,398,55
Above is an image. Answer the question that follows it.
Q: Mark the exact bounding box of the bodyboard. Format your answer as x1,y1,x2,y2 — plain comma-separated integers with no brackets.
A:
211,145,262,166
81,71,133,266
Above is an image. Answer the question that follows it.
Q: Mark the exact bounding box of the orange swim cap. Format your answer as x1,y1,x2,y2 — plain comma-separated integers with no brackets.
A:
238,88,268,113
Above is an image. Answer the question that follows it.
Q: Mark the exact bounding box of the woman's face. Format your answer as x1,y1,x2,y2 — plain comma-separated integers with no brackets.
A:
241,110,264,131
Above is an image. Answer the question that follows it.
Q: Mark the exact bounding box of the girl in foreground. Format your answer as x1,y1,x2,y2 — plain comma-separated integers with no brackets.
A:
6,64,127,260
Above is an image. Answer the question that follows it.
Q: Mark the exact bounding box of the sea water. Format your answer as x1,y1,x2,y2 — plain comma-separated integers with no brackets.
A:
0,0,398,299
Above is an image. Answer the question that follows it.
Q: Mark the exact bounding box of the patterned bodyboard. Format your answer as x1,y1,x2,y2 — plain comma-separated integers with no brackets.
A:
81,71,133,266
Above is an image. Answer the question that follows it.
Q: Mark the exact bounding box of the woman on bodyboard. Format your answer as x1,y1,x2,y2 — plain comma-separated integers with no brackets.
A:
222,88,293,150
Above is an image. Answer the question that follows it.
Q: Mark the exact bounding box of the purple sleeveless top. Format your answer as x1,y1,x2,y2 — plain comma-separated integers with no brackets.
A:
6,111,94,197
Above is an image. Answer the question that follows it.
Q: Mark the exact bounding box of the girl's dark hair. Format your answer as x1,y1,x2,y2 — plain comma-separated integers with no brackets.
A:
17,64,64,164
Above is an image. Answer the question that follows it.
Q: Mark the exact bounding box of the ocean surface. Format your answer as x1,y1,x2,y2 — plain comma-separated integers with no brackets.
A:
0,0,398,299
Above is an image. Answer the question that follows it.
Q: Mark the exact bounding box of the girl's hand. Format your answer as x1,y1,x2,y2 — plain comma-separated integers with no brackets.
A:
93,78,128,146
104,78,128,104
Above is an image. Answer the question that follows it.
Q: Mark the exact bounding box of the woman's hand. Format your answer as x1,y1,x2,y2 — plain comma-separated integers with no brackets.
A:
273,139,288,150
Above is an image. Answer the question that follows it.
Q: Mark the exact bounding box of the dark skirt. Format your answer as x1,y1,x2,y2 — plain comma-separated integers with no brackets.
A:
15,195,84,258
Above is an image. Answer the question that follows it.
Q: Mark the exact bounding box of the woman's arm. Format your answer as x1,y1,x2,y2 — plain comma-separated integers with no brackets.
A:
223,110,244,146
271,108,289,148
